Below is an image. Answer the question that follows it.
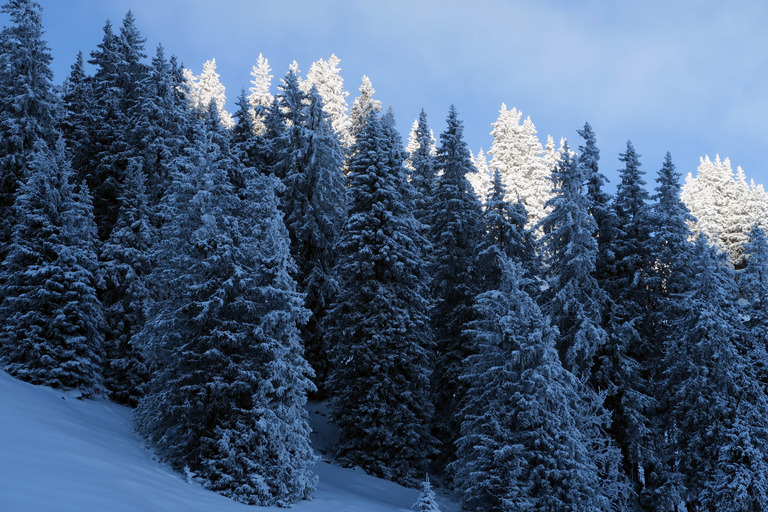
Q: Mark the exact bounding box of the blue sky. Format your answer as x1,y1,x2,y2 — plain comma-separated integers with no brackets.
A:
14,0,768,188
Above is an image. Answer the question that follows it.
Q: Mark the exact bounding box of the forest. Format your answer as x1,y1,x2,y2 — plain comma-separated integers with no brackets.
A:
2,1,768,511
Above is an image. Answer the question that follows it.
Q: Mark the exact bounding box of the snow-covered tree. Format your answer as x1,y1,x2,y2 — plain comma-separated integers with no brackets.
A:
682,155,759,268
467,148,493,201
0,0,59,255
134,116,316,506
0,142,104,395
268,71,348,394
348,74,381,144
414,475,442,512
184,58,234,129
303,54,350,146
99,161,153,406
660,235,768,511
488,103,551,230
326,111,434,485
247,52,273,135
406,109,437,229
428,105,484,466
538,140,607,377
454,258,614,512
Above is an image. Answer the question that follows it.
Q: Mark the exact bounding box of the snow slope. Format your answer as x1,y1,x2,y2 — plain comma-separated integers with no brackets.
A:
0,372,457,511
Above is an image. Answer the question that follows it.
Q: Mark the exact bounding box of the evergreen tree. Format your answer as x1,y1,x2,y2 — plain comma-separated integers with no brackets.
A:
326,112,434,485
303,54,351,146
348,74,382,144
488,103,551,230
641,152,696,510
467,148,493,202
134,117,316,506
454,258,612,512
183,58,234,129
248,52,273,135
269,72,348,394
595,141,656,507
660,235,768,511
477,168,536,291
414,475,442,512
0,0,59,255
406,109,437,229
99,162,153,406
538,141,607,376
428,105,484,467
0,142,103,394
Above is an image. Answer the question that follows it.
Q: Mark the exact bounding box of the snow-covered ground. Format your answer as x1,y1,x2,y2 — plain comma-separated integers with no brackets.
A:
0,372,457,511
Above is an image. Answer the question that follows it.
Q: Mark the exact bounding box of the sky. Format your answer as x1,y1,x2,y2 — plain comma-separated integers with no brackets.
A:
11,0,768,189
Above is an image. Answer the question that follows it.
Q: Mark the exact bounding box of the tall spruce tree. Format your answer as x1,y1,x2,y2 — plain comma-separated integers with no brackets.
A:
0,142,104,394
326,112,434,485
538,141,607,376
455,258,616,512
0,0,59,257
134,116,316,506
428,105,484,468
660,235,768,511
269,72,348,394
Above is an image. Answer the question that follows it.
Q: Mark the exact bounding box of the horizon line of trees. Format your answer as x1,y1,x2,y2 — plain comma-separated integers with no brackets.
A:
2,3,768,511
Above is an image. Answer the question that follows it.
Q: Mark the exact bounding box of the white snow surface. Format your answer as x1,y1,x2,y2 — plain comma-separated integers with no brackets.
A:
0,371,457,511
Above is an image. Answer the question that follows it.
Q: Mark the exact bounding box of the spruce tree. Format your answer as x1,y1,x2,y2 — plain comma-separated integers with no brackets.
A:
348,74,382,145
134,116,316,506
247,52,273,135
659,235,768,511
0,142,104,394
538,141,607,376
99,162,153,406
303,54,351,146
414,475,442,512
269,72,348,394
0,0,59,256
428,105,484,467
326,112,434,485
183,58,234,129
406,109,437,229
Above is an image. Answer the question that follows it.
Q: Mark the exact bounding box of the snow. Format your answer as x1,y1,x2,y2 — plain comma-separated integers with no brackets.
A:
0,371,457,511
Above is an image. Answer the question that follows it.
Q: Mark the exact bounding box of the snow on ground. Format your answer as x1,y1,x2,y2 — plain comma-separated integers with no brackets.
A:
0,372,457,511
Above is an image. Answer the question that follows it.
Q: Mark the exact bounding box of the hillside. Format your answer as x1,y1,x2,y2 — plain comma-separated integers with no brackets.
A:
0,372,457,512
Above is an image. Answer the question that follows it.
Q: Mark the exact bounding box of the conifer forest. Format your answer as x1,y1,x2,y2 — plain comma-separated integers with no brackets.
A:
4,2,768,511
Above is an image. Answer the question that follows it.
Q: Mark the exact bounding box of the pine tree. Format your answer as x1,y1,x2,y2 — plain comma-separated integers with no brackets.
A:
406,109,437,229
326,112,434,485
488,103,551,230
183,58,234,129
0,142,104,394
477,168,536,291
303,54,351,146
269,72,348,394
428,105,484,467
348,74,382,145
538,141,607,376
99,162,153,406
454,258,610,512
134,117,316,506
248,52,273,135
659,235,768,510
414,475,442,512
641,152,696,510
0,0,59,256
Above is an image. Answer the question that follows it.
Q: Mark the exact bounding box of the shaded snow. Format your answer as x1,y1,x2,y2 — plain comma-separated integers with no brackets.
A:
0,372,457,511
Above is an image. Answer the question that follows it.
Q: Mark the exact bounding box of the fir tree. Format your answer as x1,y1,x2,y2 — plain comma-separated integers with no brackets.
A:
135,117,316,506
99,162,153,406
269,73,348,394
0,0,59,255
0,142,104,394
406,109,437,229
248,52,273,135
414,475,442,512
326,112,434,485
428,105,484,468
538,141,607,376
183,58,234,128
348,75,382,145
303,54,350,146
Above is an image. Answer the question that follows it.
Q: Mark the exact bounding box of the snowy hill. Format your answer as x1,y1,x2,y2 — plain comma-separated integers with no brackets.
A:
0,372,457,512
